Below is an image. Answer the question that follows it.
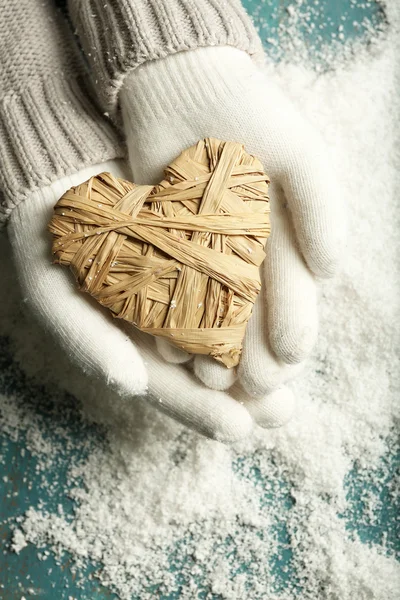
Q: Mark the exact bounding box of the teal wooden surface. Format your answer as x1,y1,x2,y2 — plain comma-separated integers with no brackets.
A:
0,2,396,600
243,0,385,60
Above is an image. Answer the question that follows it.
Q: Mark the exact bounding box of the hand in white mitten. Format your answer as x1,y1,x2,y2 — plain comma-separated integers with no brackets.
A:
7,47,341,443
8,160,295,443
4,3,305,442
121,47,342,395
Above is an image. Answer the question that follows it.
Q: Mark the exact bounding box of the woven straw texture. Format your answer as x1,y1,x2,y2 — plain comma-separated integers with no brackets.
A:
49,138,270,367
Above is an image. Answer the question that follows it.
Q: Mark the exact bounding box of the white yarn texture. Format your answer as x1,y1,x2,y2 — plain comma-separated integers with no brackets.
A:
8,47,342,440
121,46,343,394
8,161,291,441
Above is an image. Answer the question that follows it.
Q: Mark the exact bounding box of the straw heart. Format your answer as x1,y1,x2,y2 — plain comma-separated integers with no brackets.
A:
48,138,271,367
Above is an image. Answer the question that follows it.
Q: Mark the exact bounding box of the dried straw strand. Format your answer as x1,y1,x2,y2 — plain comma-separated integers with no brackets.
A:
49,138,271,367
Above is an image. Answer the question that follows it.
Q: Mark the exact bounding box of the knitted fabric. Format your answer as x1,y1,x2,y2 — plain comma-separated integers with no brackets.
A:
68,0,263,118
0,0,123,227
0,0,261,227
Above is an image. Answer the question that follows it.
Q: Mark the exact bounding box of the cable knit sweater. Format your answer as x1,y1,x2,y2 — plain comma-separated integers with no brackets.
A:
0,0,262,226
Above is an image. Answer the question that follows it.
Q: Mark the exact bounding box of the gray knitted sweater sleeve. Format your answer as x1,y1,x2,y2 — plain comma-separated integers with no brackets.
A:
68,0,263,119
0,0,262,226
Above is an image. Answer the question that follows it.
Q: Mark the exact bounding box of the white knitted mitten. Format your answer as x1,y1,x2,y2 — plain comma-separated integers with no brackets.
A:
120,47,342,395
8,160,296,443
8,162,148,398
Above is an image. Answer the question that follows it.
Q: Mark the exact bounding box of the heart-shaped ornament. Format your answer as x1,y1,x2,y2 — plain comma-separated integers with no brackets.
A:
49,138,270,367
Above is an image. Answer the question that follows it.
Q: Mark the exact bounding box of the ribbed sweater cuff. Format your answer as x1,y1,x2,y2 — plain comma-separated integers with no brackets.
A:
69,0,263,118
0,76,123,227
